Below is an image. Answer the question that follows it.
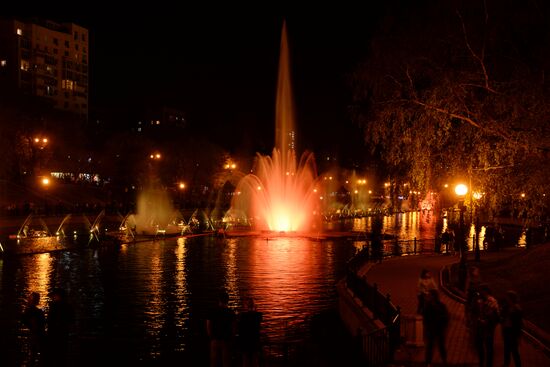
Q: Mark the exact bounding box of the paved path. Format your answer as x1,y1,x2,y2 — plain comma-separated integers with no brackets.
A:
364,253,550,366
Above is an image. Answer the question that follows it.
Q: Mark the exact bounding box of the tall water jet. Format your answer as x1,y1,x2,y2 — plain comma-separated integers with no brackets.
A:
229,21,320,232
275,21,295,164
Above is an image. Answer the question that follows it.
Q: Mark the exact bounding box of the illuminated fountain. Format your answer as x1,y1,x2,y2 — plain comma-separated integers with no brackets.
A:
228,22,320,232
132,186,183,236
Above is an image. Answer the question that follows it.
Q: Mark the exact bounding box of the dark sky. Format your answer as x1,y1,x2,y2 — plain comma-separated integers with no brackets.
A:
82,14,378,161
10,11,384,166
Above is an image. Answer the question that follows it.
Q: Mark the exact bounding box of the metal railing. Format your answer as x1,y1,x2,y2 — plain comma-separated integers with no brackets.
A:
345,270,401,364
362,326,391,367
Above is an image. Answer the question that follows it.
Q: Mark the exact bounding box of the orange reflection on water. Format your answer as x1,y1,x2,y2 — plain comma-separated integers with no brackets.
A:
145,243,163,349
25,253,54,307
175,238,189,328
223,239,240,307
244,237,334,340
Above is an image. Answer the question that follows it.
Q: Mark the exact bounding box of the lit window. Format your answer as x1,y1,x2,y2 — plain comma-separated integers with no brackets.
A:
62,79,74,90
20,60,29,71
137,127,142,132
0,60,6,67
16,28,22,36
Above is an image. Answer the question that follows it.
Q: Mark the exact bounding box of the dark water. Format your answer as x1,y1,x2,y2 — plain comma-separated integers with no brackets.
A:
0,235,361,365
0,211,442,365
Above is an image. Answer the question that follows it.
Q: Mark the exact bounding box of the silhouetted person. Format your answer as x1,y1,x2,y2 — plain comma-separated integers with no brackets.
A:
238,297,263,367
45,288,74,367
473,284,500,367
465,265,482,328
207,291,236,367
417,269,437,314
501,290,522,367
423,289,449,367
21,292,46,366
440,229,451,253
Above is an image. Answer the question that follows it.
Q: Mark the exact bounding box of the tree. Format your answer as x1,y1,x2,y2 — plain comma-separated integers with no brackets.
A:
350,0,550,219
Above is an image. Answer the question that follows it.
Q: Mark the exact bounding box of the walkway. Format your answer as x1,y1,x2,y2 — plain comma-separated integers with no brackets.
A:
363,253,550,366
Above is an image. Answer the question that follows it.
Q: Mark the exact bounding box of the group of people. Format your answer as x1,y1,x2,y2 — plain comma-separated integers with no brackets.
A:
206,292,263,367
21,287,75,366
465,266,523,367
416,266,523,367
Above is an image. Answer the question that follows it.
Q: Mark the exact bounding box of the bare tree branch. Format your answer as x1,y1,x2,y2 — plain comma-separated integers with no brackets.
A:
456,10,496,93
410,99,538,151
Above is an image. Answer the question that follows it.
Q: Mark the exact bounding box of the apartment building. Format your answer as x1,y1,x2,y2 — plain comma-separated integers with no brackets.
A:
0,18,88,118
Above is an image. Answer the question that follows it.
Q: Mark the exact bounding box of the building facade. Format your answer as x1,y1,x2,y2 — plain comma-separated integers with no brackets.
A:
0,18,88,118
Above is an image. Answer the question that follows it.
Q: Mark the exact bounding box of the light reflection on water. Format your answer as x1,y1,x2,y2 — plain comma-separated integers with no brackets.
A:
244,237,338,343
0,235,358,364
4,211,519,364
348,211,436,241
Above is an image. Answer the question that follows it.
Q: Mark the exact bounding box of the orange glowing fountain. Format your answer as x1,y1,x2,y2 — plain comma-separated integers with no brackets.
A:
229,21,319,232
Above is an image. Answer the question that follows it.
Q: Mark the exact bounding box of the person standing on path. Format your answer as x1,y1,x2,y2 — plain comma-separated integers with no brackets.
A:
465,265,482,328
473,284,500,367
501,290,522,367
417,269,437,314
423,289,449,366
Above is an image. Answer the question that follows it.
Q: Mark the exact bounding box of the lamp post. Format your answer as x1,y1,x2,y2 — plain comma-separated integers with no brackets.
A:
455,183,468,290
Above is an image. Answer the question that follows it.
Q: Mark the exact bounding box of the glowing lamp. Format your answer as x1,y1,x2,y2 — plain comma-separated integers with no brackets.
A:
455,184,468,197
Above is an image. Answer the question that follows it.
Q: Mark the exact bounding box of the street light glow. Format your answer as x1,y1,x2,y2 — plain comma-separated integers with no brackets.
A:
455,183,468,196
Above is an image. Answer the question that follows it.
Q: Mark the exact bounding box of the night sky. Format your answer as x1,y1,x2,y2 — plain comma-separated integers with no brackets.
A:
84,14,376,162
7,11,383,166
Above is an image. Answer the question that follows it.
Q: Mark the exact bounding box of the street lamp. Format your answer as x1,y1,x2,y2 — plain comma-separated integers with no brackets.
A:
455,183,468,290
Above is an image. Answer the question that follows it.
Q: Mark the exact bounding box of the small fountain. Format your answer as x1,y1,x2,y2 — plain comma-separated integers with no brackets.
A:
2,213,72,255
228,21,320,233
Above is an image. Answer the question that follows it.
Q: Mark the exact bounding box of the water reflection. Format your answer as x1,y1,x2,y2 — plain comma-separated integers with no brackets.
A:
16,236,357,363
174,238,190,352
145,242,163,357
223,238,240,307
243,237,341,343
348,211,436,241
26,253,53,307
